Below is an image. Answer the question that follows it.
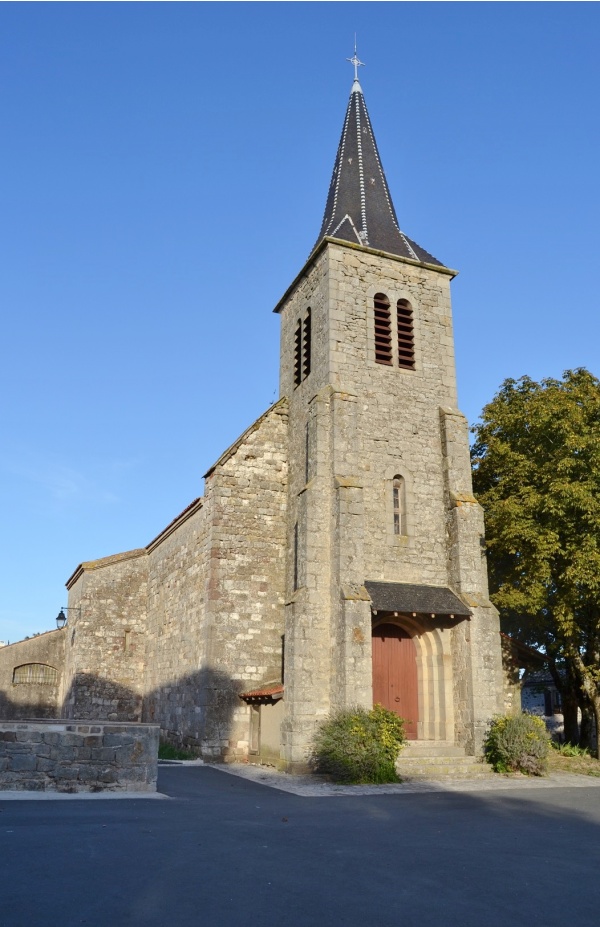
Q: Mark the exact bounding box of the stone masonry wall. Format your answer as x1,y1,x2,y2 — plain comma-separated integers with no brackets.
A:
0,629,66,720
143,501,210,748
0,720,158,792
201,399,288,761
142,400,288,761
64,551,148,721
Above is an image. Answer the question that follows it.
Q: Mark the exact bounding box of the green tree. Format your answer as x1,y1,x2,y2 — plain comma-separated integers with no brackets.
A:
471,369,600,755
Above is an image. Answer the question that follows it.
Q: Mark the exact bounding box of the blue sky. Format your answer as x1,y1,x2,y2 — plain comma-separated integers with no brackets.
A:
1,2,598,642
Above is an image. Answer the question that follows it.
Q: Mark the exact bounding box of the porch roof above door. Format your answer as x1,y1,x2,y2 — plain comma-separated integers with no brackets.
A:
365,581,471,619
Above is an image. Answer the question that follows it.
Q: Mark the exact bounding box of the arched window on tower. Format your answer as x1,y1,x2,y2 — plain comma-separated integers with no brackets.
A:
397,299,415,370
392,475,406,536
374,293,392,365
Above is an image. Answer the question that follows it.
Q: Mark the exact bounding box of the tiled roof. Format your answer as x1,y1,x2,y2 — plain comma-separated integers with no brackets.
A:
240,684,284,700
365,581,471,618
313,78,444,266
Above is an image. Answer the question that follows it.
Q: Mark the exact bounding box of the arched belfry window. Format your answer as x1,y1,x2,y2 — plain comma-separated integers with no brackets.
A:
374,293,392,365
393,475,406,536
397,299,415,370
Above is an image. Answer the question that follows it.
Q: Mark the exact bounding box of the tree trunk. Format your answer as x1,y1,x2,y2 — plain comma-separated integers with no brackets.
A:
579,704,595,751
590,697,600,760
562,693,580,745
548,658,580,744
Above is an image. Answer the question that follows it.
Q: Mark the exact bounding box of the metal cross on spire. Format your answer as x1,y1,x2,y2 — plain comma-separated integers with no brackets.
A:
346,39,365,81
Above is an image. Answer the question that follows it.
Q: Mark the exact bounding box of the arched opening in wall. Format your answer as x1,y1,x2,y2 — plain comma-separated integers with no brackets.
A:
372,617,454,741
13,664,59,685
396,299,415,369
373,293,392,365
392,475,406,536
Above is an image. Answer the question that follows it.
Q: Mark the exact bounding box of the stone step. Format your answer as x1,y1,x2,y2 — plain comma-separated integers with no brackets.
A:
399,754,478,766
397,763,494,779
402,741,466,758
396,754,494,779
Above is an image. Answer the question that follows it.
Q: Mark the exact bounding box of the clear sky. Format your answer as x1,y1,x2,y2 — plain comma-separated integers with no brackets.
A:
1,2,598,643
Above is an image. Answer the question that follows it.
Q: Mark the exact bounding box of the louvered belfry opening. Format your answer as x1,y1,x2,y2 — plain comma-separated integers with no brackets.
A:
294,318,302,386
294,310,312,388
374,293,392,365
302,309,311,380
397,299,415,369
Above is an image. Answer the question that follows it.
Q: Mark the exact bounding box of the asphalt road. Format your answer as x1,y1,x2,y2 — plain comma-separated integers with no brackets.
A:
1,766,599,927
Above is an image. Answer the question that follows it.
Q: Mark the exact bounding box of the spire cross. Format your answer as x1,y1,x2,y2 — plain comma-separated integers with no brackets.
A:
346,41,365,81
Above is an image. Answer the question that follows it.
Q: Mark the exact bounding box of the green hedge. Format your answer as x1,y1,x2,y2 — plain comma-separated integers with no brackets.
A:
309,705,406,784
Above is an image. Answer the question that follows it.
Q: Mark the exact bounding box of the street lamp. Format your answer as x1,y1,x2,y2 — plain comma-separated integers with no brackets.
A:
55,606,81,630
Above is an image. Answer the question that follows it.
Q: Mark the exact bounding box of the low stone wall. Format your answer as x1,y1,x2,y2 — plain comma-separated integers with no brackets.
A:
0,720,159,792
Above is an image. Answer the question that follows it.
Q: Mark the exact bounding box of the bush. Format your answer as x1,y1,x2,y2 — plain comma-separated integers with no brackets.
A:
484,713,550,776
309,704,406,784
551,741,589,757
158,741,197,761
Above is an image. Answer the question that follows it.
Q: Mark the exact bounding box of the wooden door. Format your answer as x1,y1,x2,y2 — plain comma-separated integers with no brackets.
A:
372,623,418,739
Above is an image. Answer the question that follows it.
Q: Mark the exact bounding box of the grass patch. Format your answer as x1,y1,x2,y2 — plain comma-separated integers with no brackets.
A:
547,750,600,777
158,742,198,761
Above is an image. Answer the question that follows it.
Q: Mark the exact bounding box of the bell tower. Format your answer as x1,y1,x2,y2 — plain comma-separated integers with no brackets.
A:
275,62,503,770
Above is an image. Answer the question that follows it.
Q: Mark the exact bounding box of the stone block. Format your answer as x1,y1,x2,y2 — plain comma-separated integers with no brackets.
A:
36,758,56,773
84,736,102,747
3,743,31,754
50,746,76,761
91,747,116,763
55,765,80,779
9,754,38,772
104,734,134,747
62,733,84,747
98,767,118,784
16,731,42,743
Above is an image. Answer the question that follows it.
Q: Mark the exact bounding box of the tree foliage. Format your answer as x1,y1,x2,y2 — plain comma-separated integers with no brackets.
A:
471,369,600,753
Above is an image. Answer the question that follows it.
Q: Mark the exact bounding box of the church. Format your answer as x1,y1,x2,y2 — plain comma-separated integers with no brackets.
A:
0,63,504,771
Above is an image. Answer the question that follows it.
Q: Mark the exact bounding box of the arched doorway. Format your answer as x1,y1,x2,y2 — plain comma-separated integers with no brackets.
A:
372,623,418,738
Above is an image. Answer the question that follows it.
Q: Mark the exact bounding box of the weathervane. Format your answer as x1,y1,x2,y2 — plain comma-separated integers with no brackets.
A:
346,37,365,81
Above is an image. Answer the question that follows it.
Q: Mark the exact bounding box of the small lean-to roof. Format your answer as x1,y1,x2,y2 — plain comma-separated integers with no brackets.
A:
240,683,284,702
365,581,471,618
313,77,444,266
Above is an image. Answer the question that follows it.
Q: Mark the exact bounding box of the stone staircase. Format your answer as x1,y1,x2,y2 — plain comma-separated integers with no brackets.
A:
396,741,494,780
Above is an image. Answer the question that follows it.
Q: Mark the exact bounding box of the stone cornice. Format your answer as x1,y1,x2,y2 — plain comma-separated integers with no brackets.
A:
273,237,457,314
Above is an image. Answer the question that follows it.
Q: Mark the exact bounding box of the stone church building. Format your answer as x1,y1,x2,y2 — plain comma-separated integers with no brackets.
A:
0,70,504,769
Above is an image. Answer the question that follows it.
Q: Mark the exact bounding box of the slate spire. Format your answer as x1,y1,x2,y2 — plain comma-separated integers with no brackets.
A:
315,66,442,266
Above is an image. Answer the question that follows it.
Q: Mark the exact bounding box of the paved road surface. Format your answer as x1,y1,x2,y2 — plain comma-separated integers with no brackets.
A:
1,766,599,927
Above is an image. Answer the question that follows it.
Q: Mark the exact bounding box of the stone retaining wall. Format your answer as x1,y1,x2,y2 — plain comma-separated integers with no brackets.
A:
0,720,159,792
